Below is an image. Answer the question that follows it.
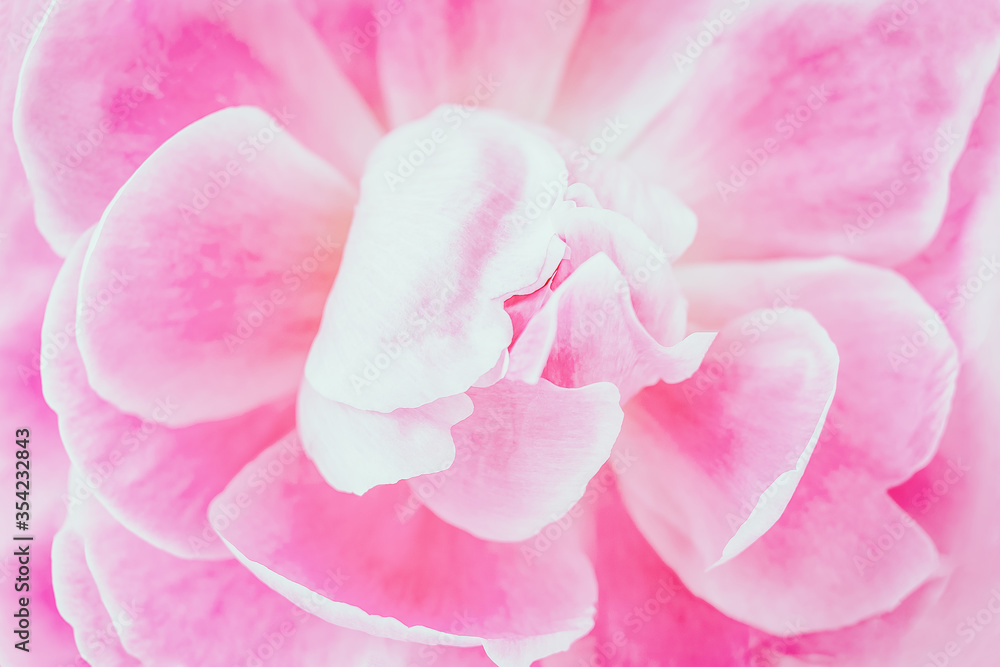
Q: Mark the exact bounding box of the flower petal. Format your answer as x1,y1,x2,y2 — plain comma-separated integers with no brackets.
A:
509,253,714,401
624,0,1000,264
65,489,495,666
617,307,838,570
212,433,598,666
298,379,473,495
43,229,295,559
305,107,569,413
14,0,380,253
678,257,959,484
898,65,1000,361
76,106,355,427
377,0,589,126
540,481,758,667
408,378,623,542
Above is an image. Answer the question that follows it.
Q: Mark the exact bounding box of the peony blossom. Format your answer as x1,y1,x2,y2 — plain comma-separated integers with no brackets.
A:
1,0,1000,665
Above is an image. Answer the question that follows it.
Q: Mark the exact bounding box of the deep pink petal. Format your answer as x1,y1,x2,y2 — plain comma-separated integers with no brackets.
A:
408,378,623,542
624,0,1000,265
14,0,380,253
541,480,758,667
305,108,568,413
377,0,588,126
76,106,355,427
212,434,598,666
43,230,295,559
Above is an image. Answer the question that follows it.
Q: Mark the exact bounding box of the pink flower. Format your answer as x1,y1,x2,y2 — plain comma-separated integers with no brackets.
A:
2,0,999,665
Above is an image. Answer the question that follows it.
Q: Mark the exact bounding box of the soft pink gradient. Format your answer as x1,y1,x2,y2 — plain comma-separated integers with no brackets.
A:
1,0,999,665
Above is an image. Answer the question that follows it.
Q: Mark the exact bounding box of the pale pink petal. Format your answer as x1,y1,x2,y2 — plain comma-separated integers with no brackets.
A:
553,204,687,344
898,66,1000,361
624,0,1000,265
212,434,598,666
305,108,569,413
678,257,959,484
622,460,940,634
14,0,380,253
407,378,623,542
42,230,295,559
76,106,355,427
509,253,714,401
51,526,140,666
298,380,473,495
377,0,589,126
617,308,838,570
68,490,495,666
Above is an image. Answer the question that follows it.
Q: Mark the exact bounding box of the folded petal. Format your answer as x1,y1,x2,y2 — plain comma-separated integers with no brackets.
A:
509,253,714,401
212,434,598,666
43,229,295,559
624,0,1000,264
898,66,1000,361
553,204,687,345
65,488,494,666
76,106,355,427
622,461,940,634
632,257,959,632
408,378,623,542
617,308,838,570
305,107,569,413
298,379,473,495
678,257,959,484
14,0,380,253
377,0,588,126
